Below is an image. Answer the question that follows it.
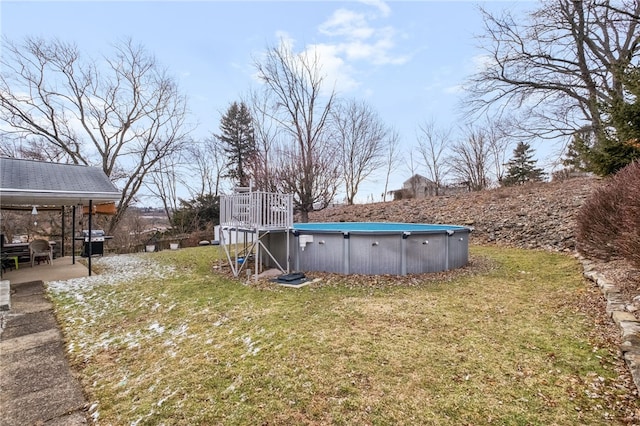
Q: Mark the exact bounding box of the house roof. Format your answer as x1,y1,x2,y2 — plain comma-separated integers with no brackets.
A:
402,174,434,186
0,157,121,206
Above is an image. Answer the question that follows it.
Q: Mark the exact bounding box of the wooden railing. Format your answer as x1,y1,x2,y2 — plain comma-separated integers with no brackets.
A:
220,191,293,230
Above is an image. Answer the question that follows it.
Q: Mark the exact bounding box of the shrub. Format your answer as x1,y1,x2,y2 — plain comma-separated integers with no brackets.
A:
576,161,640,266
617,164,640,267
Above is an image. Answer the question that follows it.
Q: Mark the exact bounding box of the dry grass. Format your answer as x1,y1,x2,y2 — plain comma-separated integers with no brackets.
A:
48,245,639,425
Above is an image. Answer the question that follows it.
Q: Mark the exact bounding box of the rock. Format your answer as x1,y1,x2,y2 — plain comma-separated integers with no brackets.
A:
613,311,639,326
623,352,640,391
620,320,640,339
257,268,283,278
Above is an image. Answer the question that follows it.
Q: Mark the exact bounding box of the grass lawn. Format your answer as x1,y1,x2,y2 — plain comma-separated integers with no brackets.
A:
48,245,638,425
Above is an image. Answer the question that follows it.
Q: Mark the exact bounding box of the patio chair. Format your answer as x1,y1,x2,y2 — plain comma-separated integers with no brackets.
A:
29,239,53,267
0,234,17,273
1,254,18,272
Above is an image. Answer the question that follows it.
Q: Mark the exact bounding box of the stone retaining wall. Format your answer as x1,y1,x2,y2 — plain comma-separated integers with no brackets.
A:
580,256,640,393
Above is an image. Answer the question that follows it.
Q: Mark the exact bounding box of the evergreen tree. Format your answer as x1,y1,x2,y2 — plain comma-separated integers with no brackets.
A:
502,142,545,186
216,102,256,187
171,194,220,232
593,66,640,175
562,132,593,172
573,66,640,176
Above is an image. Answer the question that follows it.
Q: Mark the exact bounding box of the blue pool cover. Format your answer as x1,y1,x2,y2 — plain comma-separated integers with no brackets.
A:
293,222,468,233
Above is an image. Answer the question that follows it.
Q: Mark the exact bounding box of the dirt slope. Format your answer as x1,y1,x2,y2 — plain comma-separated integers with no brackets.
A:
308,176,600,252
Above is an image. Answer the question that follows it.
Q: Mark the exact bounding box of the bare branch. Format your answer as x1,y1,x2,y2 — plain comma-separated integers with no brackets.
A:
463,1,639,144
0,37,192,234
331,99,389,204
415,119,451,195
253,42,339,221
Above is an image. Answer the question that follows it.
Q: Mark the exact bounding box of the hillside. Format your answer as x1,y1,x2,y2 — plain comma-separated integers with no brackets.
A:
308,176,599,252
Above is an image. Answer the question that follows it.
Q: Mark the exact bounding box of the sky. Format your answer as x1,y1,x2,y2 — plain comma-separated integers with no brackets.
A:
1,0,551,204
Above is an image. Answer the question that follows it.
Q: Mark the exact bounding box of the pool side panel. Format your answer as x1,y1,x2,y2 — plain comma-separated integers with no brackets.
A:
349,234,402,275
405,233,448,273
448,229,470,269
294,233,344,273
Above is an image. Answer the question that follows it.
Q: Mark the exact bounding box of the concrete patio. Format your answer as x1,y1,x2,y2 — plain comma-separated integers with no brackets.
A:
1,256,92,425
2,256,91,286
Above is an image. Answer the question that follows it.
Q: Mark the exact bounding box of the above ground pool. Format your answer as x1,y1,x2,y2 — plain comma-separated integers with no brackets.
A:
262,222,471,276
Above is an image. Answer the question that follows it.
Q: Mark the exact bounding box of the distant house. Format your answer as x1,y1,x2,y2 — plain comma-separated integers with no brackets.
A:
389,174,468,200
389,174,437,200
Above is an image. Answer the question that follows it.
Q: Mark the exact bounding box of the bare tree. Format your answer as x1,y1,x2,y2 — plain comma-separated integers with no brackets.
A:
415,120,451,195
381,128,401,202
448,125,492,191
485,119,512,184
253,42,339,221
0,37,191,234
0,134,68,162
404,148,421,198
245,89,282,192
199,137,227,197
146,154,183,224
109,208,148,254
332,99,389,204
465,1,640,146
271,140,340,212
143,136,226,226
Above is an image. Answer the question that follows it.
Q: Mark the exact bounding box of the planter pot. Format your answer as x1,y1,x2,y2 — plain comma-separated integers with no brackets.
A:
170,243,179,250
146,245,156,253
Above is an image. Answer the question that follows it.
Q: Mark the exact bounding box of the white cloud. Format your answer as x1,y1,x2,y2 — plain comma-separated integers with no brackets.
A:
309,2,409,94
469,53,494,72
306,43,360,94
260,2,407,97
319,9,375,40
358,0,391,17
443,84,464,94
339,36,408,66
419,66,464,95
274,30,296,51
317,4,404,65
